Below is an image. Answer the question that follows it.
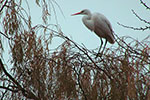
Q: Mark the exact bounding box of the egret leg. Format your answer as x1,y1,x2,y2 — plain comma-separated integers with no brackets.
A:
101,39,107,55
96,39,107,58
98,38,103,53
96,38,103,58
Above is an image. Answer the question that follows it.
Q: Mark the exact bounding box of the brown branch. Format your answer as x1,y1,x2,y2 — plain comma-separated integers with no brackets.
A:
72,66,88,100
0,59,40,100
59,34,113,80
114,33,143,55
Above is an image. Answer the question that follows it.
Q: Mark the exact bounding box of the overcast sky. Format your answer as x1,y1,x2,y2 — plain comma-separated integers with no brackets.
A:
3,0,150,62
28,0,149,49
25,0,149,50
57,0,149,48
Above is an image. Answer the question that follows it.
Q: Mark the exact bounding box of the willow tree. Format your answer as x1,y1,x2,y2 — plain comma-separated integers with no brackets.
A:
0,0,150,100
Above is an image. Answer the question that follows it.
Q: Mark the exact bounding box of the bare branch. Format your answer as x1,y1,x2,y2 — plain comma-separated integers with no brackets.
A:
140,0,150,10
0,31,10,40
0,90,7,100
0,59,40,100
0,86,18,92
0,0,8,12
132,9,150,25
58,33,113,80
117,22,150,31
73,66,88,100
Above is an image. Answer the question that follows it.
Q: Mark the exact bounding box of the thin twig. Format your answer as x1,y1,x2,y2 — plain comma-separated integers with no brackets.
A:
0,31,10,40
59,34,113,80
0,59,40,100
117,22,150,31
132,9,150,25
140,0,150,10
0,86,18,92
73,66,88,100
0,0,8,12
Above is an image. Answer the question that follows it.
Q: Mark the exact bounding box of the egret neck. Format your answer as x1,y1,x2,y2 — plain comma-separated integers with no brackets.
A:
82,12,94,31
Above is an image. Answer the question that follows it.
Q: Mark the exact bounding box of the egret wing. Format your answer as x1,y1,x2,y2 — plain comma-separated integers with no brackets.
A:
93,13,115,44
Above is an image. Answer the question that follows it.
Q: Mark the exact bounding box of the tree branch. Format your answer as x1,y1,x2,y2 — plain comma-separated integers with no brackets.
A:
73,66,88,100
0,59,40,100
0,31,10,40
0,0,8,12
0,90,7,100
140,0,150,10
117,22,150,31
132,9,150,25
58,34,113,80
0,86,18,92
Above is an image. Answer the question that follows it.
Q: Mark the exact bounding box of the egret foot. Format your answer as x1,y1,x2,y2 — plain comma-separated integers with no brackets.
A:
95,52,103,58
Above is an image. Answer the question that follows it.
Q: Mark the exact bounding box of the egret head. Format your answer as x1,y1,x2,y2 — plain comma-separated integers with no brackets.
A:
71,9,91,16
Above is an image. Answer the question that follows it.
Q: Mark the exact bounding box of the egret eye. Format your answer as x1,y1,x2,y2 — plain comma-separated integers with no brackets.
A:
81,10,85,13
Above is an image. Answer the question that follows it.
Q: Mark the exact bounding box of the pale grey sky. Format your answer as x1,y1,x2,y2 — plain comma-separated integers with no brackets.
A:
2,0,150,62
28,0,149,49
58,0,149,45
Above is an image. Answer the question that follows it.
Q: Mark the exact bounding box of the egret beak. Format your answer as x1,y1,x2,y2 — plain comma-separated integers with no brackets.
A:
71,12,82,16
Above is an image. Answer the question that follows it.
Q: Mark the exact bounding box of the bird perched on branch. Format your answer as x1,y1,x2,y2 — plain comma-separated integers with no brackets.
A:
71,9,115,57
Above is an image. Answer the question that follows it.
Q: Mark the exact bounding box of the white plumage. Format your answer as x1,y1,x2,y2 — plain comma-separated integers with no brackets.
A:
72,9,115,56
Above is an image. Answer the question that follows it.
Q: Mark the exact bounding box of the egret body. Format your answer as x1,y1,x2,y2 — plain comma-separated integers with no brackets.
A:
72,9,115,57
